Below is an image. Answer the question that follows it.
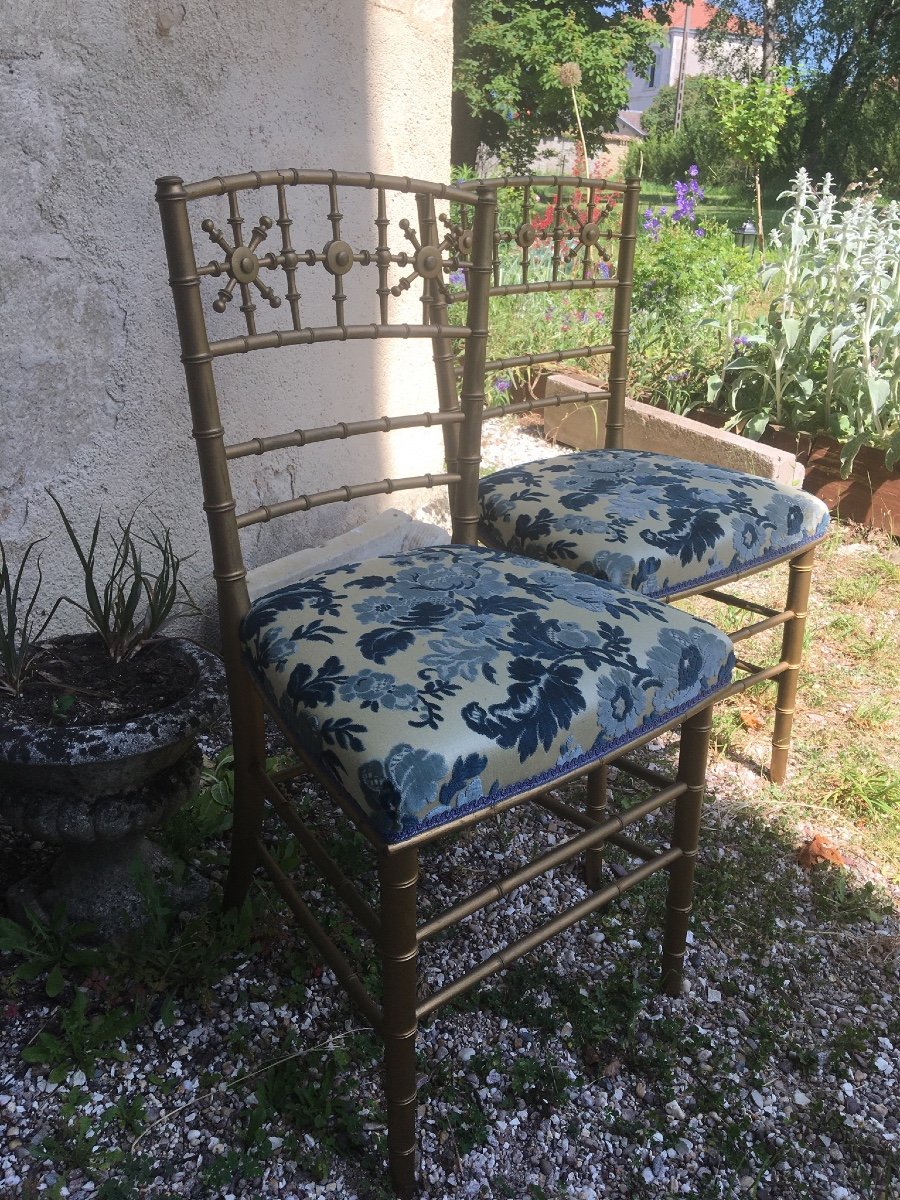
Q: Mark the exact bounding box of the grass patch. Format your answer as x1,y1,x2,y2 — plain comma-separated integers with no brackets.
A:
682,520,900,877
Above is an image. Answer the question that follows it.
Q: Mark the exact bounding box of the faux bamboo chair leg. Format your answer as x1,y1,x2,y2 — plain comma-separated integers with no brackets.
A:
379,844,420,1200
661,704,713,997
770,546,817,784
583,766,608,889
223,685,268,910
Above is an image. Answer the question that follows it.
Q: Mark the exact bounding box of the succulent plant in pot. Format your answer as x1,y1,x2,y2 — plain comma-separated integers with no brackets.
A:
0,499,227,938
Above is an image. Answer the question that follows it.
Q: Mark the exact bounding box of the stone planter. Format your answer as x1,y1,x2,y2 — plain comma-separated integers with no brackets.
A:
0,638,227,938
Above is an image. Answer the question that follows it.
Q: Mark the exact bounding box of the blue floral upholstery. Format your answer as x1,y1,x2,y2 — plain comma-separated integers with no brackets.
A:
478,450,830,599
241,546,734,843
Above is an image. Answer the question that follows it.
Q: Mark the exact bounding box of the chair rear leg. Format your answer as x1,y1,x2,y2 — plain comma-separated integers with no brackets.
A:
770,546,816,785
379,844,419,1199
661,705,713,997
584,765,608,889
223,683,268,910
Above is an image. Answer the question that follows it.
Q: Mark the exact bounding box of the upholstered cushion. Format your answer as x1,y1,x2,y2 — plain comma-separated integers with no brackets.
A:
241,545,734,843
478,450,830,599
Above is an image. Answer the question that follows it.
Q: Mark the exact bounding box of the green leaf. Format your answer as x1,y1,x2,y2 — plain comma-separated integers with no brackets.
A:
781,317,802,350
46,965,66,998
885,431,900,470
743,412,770,440
0,916,32,952
17,960,47,982
867,375,890,415
160,994,177,1029
839,433,867,476
808,323,828,355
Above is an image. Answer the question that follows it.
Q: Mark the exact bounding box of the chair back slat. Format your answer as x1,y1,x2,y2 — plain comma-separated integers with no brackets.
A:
484,342,614,374
225,408,466,460
236,472,460,529
482,386,611,424
207,321,470,360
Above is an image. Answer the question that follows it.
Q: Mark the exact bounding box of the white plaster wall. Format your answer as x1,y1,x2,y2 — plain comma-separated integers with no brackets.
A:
0,0,454,633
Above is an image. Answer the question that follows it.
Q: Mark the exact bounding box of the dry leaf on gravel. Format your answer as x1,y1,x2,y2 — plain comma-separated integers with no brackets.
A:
796,834,846,868
739,709,766,730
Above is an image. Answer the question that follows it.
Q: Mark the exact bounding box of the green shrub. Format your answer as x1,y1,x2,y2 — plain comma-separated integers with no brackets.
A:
633,216,755,311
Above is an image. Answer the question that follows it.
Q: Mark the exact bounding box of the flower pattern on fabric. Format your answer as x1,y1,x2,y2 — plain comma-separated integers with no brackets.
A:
478,450,830,598
241,545,735,843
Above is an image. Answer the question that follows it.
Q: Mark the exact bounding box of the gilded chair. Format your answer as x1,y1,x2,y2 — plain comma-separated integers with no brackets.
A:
454,175,830,785
157,168,735,1197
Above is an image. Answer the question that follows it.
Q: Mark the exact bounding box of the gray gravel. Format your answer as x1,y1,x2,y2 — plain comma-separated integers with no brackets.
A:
2,419,898,1199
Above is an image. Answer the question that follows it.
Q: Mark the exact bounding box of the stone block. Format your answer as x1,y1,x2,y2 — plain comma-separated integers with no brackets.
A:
542,373,804,487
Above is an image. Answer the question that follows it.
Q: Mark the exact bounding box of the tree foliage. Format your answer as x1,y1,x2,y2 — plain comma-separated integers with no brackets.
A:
714,72,797,171
452,0,671,171
694,0,900,181
798,0,900,175
714,71,797,245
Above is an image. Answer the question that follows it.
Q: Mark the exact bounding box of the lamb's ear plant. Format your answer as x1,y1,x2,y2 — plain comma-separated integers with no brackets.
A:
713,169,900,473
47,492,198,664
0,537,62,697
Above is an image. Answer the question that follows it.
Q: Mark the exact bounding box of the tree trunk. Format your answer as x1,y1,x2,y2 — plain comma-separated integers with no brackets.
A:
451,91,484,169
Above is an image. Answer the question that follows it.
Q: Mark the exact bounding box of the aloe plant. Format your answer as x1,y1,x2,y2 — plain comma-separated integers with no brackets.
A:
0,537,62,697
48,494,198,664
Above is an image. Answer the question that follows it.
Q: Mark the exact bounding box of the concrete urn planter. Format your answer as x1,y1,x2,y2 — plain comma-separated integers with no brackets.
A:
0,637,227,937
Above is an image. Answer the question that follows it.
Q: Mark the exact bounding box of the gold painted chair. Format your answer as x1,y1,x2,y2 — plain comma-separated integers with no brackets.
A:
157,168,735,1197
454,175,830,785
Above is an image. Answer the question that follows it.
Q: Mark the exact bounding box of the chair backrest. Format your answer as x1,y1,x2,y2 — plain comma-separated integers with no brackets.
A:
156,170,496,659
450,174,640,450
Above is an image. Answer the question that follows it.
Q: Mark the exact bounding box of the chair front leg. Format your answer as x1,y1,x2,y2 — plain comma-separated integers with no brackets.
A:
583,764,609,889
661,704,713,997
223,682,268,910
379,843,420,1199
770,546,816,784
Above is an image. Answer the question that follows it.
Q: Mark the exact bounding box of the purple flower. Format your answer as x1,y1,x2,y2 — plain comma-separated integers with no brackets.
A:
448,269,466,286
694,227,705,237
733,334,751,347
642,211,661,240
494,378,511,392
689,164,699,177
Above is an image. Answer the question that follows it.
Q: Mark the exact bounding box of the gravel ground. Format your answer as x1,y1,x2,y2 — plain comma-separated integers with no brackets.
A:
2,419,899,1200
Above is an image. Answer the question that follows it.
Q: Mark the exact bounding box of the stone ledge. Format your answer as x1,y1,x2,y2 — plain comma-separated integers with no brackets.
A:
246,508,450,601
542,373,804,487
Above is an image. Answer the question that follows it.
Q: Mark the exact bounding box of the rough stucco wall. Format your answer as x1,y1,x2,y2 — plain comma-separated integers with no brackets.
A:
0,0,453,633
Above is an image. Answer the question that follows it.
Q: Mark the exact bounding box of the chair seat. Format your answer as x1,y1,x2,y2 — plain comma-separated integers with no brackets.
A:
241,545,734,842
478,450,831,599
